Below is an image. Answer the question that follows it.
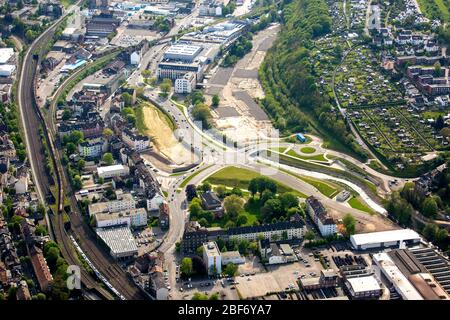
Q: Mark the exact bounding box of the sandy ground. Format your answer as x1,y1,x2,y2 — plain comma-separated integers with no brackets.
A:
208,24,280,143
142,104,194,165
327,207,397,233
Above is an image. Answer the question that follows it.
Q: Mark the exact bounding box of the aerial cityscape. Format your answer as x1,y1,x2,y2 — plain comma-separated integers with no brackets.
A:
0,0,448,304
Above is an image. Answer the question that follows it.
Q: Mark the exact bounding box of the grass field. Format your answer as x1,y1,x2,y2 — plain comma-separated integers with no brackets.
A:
417,0,450,22
204,166,306,197
297,176,341,198
348,196,374,215
300,147,316,154
286,149,327,162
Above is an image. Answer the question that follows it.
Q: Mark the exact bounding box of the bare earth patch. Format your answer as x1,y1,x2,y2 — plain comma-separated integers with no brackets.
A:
141,104,194,165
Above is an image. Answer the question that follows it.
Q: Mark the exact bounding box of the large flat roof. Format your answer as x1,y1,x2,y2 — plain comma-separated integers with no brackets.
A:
351,229,421,247
373,252,423,300
97,164,129,175
165,44,202,56
346,275,381,293
96,226,138,256
0,48,14,64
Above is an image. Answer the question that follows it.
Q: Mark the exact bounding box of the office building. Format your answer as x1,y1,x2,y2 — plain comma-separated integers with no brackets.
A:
203,241,221,275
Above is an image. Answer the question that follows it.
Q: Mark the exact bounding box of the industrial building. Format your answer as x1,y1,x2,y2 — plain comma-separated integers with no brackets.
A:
96,226,138,259
350,229,421,250
97,164,130,179
345,276,382,299
163,44,202,62
0,48,15,64
220,251,245,265
373,252,423,300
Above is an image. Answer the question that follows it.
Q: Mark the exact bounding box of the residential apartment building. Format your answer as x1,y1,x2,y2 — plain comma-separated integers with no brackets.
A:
95,208,147,228
78,138,106,158
88,192,136,216
306,196,337,236
181,221,307,255
122,128,150,152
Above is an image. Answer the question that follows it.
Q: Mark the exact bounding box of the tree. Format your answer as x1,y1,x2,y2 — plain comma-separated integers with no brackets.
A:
435,228,448,243
260,190,274,205
180,257,193,277
160,78,172,97
192,292,208,300
186,184,197,201
343,214,356,235
261,198,283,221
279,192,299,210
230,187,243,197
103,128,113,139
238,240,250,254
122,92,133,107
422,197,438,218
188,200,203,218
192,255,206,275
77,159,85,170
236,214,248,226
200,182,211,192
142,69,151,79
212,94,220,107
215,185,227,198
196,245,204,257
191,103,212,129
223,195,244,219
62,109,71,121
223,263,238,277
304,230,315,242
433,61,442,77
190,91,205,105
423,223,438,241
102,153,114,165
65,142,77,155
248,179,258,197
35,225,48,236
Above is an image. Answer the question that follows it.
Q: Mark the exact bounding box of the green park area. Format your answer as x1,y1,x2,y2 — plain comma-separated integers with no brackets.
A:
204,166,304,196
187,166,309,229
300,147,316,154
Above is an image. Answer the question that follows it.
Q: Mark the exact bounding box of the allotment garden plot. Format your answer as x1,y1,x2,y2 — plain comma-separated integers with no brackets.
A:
334,46,403,108
348,105,437,165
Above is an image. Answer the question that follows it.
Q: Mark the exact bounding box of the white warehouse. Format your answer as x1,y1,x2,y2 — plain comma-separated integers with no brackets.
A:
350,229,421,250
97,164,130,179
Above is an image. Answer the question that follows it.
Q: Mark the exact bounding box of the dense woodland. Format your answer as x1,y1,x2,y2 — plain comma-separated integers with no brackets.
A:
259,0,367,160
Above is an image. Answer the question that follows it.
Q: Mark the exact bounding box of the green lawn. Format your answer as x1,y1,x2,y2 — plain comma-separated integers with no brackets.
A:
300,147,316,154
204,166,306,197
286,149,327,162
348,197,374,215
297,175,341,198
422,110,447,120
417,0,450,22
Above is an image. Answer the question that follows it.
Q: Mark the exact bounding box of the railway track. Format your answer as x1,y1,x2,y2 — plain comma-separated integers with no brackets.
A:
18,2,146,300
